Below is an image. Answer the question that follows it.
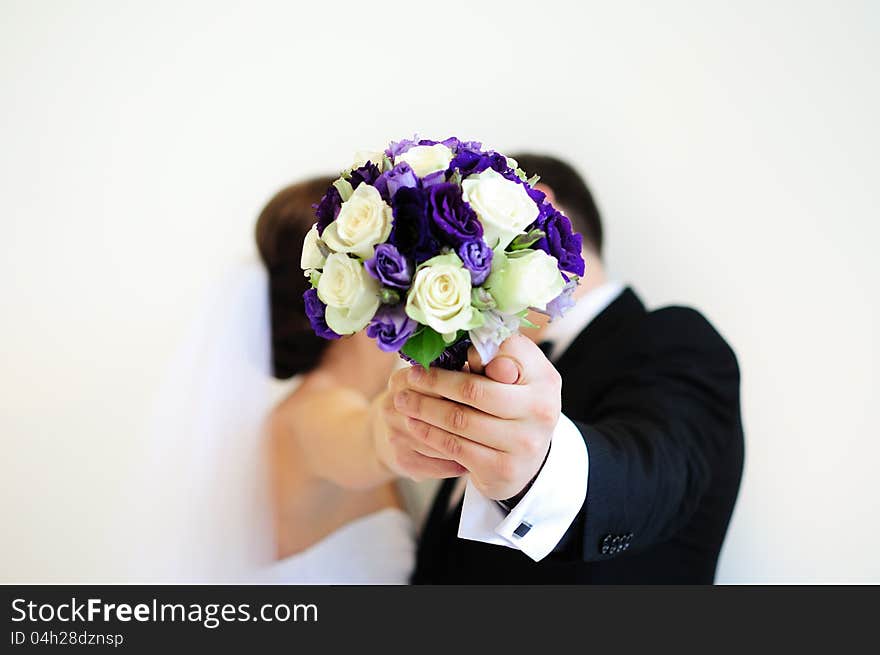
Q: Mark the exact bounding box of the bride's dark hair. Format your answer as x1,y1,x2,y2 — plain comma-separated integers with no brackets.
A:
255,175,336,379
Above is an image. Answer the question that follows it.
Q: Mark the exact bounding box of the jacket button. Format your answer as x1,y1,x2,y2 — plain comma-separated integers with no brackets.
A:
600,534,629,555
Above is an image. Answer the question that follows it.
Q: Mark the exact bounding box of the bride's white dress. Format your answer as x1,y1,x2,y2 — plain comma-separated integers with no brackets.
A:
132,262,417,584
259,508,415,584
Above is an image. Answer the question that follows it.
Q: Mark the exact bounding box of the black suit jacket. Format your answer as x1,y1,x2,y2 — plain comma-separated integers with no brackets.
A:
412,288,744,584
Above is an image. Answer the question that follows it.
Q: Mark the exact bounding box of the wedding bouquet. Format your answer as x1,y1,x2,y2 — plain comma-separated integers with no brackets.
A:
300,137,585,369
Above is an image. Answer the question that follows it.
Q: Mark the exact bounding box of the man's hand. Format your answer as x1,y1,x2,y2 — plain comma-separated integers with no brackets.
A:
381,334,562,500
372,384,467,482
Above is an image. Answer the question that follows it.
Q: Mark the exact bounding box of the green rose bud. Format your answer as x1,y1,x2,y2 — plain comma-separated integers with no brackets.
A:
484,249,566,314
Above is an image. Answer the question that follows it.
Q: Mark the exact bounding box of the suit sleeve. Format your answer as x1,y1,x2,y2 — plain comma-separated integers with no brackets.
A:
553,309,742,563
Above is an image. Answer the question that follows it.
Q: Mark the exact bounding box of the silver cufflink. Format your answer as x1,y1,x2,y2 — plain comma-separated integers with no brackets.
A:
513,521,532,538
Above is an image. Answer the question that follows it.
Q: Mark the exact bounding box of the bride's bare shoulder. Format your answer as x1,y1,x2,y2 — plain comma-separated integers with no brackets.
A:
269,369,340,419
266,333,397,441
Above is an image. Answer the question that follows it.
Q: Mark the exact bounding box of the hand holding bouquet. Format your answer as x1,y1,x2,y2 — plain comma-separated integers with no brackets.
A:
300,137,585,369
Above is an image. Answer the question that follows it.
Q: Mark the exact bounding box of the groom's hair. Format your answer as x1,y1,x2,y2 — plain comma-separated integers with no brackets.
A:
510,153,604,255
256,175,337,379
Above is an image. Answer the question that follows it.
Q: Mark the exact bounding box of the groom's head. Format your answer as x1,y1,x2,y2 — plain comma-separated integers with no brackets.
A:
510,153,603,257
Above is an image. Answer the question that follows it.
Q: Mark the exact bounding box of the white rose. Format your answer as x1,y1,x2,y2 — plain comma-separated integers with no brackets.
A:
317,253,380,334
461,168,539,250
405,253,482,339
485,249,565,314
395,143,454,178
300,224,327,269
321,183,393,259
352,149,385,169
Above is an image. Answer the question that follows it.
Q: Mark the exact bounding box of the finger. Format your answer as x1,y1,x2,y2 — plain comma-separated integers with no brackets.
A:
393,445,467,480
404,416,498,473
405,366,525,419
467,346,484,376
407,418,504,472
383,396,449,459
388,368,410,395
394,390,514,452
398,428,452,460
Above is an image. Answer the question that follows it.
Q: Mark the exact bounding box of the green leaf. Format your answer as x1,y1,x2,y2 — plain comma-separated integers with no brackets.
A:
308,269,321,289
401,326,447,370
527,174,540,187
332,178,354,201
508,229,546,251
514,308,539,329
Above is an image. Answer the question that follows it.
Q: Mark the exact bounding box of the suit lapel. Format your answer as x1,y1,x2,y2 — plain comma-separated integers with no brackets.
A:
554,287,645,410
557,288,644,362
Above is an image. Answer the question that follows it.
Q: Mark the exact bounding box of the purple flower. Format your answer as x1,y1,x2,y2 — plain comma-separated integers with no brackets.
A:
531,208,585,276
527,185,547,206
314,186,342,235
428,183,482,245
450,149,510,178
457,239,493,286
399,338,471,370
389,186,440,264
418,137,453,149
432,339,471,370
364,243,412,290
448,149,480,174
367,305,417,352
434,137,480,152
374,161,419,200
438,136,463,150
387,136,476,162
468,311,519,365
303,288,341,340
348,161,382,190
533,277,578,321
386,138,419,158
420,169,448,188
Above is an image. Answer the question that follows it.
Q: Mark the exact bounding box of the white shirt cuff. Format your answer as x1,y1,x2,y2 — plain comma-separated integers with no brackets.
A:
457,412,589,562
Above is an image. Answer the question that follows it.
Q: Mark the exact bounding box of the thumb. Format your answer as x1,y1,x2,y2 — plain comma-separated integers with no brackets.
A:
484,334,547,385
485,355,521,385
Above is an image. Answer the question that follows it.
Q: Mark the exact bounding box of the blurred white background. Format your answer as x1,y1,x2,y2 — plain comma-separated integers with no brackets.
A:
1,0,877,582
